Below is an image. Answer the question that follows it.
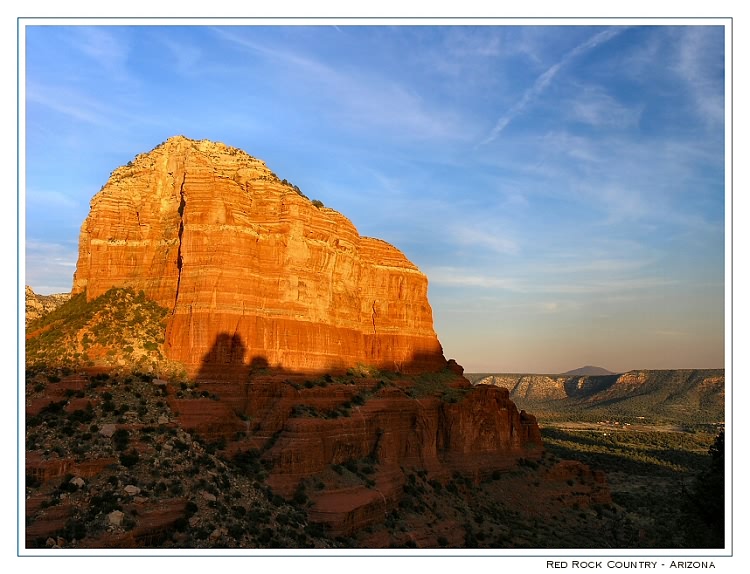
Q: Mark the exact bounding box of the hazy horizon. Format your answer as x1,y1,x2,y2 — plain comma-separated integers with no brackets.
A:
22,20,727,373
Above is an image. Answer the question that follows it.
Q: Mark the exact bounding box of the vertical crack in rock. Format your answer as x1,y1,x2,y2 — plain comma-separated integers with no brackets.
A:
173,173,187,314
369,300,379,361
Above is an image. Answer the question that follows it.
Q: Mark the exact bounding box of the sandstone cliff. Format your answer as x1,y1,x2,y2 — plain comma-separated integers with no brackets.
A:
72,136,445,377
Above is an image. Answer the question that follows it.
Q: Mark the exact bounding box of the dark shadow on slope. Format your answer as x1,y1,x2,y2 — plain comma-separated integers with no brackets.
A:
398,350,450,376
563,375,620,399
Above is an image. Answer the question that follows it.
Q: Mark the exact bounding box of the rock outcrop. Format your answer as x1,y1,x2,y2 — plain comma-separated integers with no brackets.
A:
161,371,546,536
72,136,445,377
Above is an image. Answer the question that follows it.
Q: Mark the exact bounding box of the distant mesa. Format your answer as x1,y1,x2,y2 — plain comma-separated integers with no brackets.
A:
560,365,615,376
24,286,70,327
70,135,447,378
467,368,724,424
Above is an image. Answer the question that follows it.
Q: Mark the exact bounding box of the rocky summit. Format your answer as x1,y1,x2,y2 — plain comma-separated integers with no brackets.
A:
72,136,444,378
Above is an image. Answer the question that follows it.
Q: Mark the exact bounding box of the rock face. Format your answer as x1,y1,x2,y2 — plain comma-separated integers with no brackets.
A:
161,373,545,536
72,136,445,377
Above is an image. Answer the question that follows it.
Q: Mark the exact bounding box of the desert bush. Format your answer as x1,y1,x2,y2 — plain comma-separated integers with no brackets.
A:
120,449,140,468
112,429,129,451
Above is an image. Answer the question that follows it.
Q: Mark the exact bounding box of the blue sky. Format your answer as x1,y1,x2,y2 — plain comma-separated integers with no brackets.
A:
22,22,727,373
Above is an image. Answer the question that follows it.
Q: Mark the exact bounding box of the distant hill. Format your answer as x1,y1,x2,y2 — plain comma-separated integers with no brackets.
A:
25,285,70,326
466,370,725,425
561,366,615,376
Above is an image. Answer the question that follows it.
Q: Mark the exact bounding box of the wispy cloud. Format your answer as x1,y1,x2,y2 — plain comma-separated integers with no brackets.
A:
532,276,677,295
425,267,520,290
25,240,78,294
481,27,624,144
489,125,724,231
450,226,519,256
26,80,165,133
531,255,657,276
159,36,202,76
73,27,128,67
212,27,473,142
567,85,642,129
426,263,675,297
26,83,119,128
537,300,583,314
674,27,725,126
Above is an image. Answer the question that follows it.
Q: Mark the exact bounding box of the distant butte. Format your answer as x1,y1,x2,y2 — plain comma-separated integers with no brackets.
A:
72,136,446,378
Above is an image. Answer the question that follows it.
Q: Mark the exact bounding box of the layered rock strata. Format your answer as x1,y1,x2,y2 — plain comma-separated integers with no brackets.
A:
160,374,544,536
72,136,445,376
471,369,725,412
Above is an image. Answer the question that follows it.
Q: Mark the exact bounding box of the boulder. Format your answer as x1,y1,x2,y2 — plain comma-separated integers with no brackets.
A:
107,510,124,527
69,476,85,488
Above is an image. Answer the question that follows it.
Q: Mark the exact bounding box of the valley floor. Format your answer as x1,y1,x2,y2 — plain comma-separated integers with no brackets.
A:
539,423,723,548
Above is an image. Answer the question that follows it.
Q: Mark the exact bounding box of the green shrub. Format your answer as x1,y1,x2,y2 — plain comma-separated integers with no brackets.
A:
112,429,129,451
120,449,140,468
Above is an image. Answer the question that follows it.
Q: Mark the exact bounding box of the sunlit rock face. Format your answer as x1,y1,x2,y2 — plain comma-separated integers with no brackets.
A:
72,136,446,377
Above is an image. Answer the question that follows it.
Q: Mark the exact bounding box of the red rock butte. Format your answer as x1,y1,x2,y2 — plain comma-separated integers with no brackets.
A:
72,136,447,378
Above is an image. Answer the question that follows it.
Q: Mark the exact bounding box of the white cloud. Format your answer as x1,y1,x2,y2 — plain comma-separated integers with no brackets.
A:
25,240,78,294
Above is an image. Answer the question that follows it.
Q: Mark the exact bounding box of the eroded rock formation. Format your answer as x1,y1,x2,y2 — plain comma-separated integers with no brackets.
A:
470,369,725,422
72,136,445,377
